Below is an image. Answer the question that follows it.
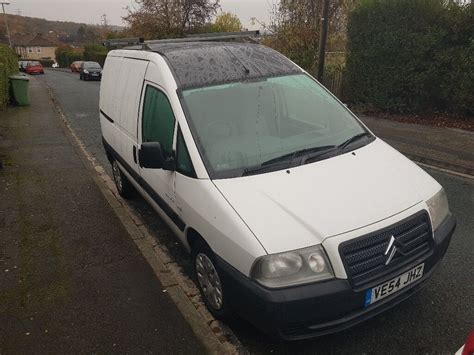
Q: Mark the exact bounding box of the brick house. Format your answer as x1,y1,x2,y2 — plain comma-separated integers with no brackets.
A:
11,33,60,62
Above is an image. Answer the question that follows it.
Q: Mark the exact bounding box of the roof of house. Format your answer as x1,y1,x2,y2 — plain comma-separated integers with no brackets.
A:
11,33,61,47
0,35,9,45
145,42,302,90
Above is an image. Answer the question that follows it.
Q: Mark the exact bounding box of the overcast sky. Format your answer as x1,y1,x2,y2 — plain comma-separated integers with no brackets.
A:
5,0,275,29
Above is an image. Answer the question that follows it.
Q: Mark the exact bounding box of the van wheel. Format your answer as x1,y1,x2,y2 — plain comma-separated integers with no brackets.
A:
79,74,83,80
192,239,231,320
111,160,134,199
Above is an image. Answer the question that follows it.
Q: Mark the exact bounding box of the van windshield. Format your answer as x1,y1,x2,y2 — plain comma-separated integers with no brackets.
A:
182,74,371,179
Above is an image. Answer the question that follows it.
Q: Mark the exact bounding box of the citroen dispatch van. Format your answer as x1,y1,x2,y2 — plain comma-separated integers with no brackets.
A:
99,41,456,340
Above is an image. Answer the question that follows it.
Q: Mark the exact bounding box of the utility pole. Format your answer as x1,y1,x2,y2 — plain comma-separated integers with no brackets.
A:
1,0,12,47
101,14,109,30
317,0,329,81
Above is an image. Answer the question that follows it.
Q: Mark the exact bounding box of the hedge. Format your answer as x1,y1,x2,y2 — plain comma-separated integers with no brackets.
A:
55,46,83,68
83,44,108,67
0,45,19,109
55,44,108,68
345,0,474,115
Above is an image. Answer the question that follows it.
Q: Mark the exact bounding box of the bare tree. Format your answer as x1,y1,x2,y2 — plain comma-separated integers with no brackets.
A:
263,0,357,72
124,0,220,39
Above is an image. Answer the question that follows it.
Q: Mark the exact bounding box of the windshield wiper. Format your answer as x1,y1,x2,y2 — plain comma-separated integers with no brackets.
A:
338,132,372,152
261,145,337,167
241,145,337,177
241,162,289,177
300,133,373,165
241,134,372,177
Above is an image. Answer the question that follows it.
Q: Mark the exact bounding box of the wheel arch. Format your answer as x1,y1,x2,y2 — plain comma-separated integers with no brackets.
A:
186,227,209,253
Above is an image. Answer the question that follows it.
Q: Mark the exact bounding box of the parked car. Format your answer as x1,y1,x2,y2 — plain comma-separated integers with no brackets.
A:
99,42,456,340
70,61,83,72
24,61,44,75
79,61,102,81
456,331,474,355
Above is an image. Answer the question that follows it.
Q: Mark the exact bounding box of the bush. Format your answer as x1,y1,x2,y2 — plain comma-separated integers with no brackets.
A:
55,44,109,68
0,45,19,109
83,44,108,67
55,45,83,68
345,0,473,115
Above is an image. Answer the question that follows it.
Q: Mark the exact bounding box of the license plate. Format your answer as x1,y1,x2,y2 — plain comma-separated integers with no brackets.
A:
364,263,424,306
92,73,99,76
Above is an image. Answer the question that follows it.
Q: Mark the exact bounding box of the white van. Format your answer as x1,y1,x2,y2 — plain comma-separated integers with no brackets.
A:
99,41,456,340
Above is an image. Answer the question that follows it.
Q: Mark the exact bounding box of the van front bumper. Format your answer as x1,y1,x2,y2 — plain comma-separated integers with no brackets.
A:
217,214,456,340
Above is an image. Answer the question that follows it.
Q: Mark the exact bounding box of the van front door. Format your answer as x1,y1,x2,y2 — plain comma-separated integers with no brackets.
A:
138,83,184,232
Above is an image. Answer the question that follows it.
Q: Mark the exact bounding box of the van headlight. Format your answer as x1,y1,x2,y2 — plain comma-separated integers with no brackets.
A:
83,69,89,74
427,188,450,231
251,245,334,288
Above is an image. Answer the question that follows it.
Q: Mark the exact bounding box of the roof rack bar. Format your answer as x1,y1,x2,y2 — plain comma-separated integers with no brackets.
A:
102,37,144,48
144,30,260,45
186,30,260,39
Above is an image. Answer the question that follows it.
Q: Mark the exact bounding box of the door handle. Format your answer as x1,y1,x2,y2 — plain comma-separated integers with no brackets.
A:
133,146,137,164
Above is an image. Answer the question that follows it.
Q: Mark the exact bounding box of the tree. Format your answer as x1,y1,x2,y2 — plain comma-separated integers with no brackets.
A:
76,24,99,44
77,25,86,42
263,0,356,72
105,30,131,40
213,12,242,32
124,0,220,39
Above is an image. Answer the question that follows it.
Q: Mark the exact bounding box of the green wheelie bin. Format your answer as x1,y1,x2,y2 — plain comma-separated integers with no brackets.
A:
9,75,30,106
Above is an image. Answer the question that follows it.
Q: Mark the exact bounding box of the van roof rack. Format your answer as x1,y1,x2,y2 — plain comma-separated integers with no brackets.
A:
102,37,144,48
102,31,260,49
146,30,260,45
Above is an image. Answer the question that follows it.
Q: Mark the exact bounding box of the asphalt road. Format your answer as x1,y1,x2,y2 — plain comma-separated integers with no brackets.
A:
37,69,474,354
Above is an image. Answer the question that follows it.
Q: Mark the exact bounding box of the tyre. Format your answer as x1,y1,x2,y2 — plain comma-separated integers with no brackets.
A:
79,74,83,80
111,160,134,199
192,239,232,320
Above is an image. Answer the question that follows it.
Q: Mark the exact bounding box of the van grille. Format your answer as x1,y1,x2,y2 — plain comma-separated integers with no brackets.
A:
339,211,433,289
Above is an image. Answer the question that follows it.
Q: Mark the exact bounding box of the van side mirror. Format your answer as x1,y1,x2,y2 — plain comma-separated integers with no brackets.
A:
139,142,175,171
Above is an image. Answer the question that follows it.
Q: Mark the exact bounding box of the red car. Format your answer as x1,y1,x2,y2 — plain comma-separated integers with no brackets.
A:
25,61,44,75
70,61,84,72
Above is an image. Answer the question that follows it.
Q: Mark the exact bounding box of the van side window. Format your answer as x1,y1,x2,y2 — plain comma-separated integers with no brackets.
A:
142,86,175,157
176,127,196,178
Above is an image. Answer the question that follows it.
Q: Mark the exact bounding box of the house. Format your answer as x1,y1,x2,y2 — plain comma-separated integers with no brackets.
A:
11,33,61,62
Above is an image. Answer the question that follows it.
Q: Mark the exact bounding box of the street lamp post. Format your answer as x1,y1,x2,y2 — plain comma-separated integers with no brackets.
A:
1,0,12,47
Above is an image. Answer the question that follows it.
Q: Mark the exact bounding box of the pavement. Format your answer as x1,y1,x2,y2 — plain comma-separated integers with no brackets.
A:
0,78,206,353
1,69,472,354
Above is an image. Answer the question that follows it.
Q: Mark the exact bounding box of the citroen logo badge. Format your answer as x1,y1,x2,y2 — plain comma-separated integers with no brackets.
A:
384,236,399,265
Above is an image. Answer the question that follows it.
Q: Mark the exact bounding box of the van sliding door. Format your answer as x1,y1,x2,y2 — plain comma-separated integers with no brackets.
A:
115,58,149,176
